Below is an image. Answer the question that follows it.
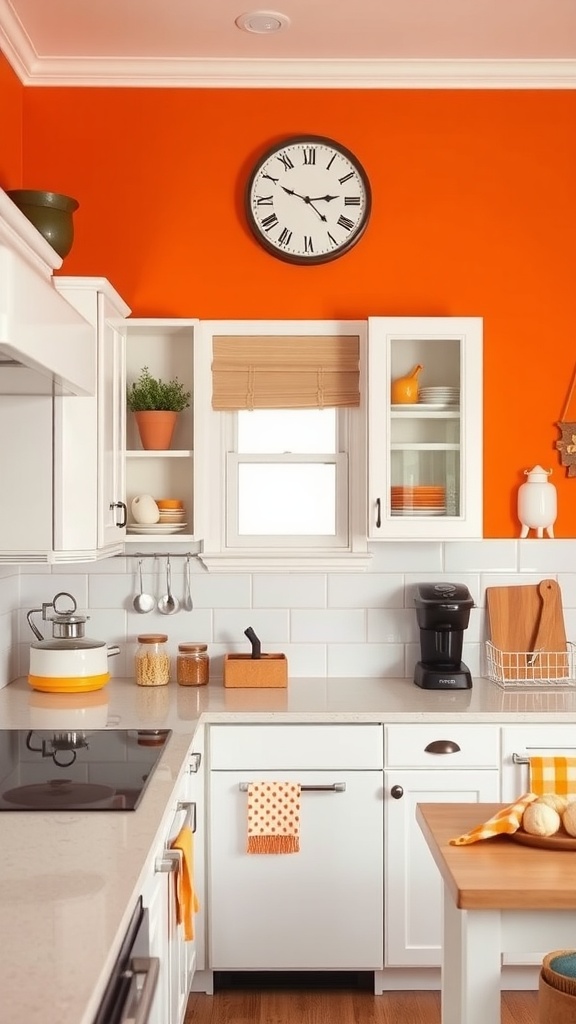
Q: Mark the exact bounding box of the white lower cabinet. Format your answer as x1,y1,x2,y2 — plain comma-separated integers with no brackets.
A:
207,724,384,972
384,725,499,969
141,743,203,1024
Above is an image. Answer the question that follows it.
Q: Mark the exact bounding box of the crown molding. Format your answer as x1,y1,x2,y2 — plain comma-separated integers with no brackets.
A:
4,55,576,89
1,6,576,89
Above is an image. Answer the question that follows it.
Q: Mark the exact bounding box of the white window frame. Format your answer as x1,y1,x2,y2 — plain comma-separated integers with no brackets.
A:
194,319,370,572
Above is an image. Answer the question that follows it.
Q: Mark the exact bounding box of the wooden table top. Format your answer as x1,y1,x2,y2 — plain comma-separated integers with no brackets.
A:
416,802,576,911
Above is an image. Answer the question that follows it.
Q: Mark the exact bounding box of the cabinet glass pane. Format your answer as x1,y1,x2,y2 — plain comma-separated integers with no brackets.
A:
390,449,460,517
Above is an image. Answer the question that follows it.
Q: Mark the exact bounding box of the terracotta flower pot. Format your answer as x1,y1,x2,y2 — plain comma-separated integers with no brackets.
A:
134,410,178,451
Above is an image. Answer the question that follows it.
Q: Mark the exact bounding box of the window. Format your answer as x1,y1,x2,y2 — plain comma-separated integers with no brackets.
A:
196,320,370,571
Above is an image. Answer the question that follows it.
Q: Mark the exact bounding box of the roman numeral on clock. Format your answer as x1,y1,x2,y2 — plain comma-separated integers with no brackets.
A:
256,195,274,206
278,153,294,171
304,236,314,253
338,171,354,184
278,227,293,246
303,148,316,165
337,214,354,232
261,213,279,232
344,196,361,206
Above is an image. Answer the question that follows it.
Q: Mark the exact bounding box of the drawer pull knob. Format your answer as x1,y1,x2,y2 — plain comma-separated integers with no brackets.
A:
424,740,461,755
391,785,404,799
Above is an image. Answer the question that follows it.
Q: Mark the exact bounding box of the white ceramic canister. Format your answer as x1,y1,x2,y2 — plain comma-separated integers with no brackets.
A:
517,465,557,538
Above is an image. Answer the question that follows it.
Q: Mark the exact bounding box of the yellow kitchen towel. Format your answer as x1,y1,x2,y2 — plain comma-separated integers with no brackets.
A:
449,792,538,845
170,825,200,940
529,757,576,796
247,781,301,854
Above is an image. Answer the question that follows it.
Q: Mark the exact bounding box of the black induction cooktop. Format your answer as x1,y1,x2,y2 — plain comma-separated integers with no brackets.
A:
0,729,172,811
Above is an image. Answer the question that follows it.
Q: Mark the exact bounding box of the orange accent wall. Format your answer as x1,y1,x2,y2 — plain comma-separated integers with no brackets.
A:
3,66,576,538
0,55,23,184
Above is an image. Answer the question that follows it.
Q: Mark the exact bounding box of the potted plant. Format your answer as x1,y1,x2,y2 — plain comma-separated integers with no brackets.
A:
126,366,191,450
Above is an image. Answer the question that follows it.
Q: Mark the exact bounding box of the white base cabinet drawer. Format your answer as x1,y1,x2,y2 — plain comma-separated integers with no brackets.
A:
209,724,383,770
385,724,499,768
208,768,384,971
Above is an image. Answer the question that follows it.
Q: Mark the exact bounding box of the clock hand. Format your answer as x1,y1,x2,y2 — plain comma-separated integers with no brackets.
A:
281,186,327,222
309,194,340,202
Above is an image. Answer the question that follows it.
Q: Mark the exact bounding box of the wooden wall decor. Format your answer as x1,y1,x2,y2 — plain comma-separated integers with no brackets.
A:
556,365,576,476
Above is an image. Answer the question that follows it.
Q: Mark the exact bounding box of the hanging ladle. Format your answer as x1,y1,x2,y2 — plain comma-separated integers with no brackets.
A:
158,555,180,615
133,558,155,614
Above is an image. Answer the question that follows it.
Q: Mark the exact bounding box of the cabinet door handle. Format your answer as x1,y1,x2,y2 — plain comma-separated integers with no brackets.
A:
177,800,197,832
238,782,346,793
375,497,381,529
424,740,461,755
190,752,201,773
390,785,404,799
155,850,180,873
110,500,127,528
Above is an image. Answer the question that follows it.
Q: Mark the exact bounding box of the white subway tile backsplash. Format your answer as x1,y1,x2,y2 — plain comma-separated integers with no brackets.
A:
213,608,289,645
328,573,403,608
327,642,404,677
444,541,518,573
253,574,326,608
368,541,443,572
367,608,417,644
518,539,576,573
4,539,576,682
291,609,366,644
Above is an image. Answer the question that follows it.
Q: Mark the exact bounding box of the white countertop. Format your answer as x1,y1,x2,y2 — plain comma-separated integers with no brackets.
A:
2,672,576,1024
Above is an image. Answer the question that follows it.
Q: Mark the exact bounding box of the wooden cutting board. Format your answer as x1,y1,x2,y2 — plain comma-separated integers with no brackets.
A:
486,579,568,680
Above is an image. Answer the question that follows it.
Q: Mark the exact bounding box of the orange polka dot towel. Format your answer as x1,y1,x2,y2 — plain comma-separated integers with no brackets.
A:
247,781,301,854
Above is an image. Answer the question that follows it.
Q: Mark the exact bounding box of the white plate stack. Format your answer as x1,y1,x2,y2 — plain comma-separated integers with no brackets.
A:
418,386,460,407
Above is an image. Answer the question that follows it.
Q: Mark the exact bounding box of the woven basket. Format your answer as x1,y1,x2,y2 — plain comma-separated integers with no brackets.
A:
542,950,576,997
539,974,576,1023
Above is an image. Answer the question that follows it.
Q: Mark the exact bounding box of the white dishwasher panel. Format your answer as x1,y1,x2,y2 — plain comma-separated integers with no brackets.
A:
209,724,383,770
208,769,384,971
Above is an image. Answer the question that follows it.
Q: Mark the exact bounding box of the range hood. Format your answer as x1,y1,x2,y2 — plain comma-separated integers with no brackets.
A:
0,189,95,396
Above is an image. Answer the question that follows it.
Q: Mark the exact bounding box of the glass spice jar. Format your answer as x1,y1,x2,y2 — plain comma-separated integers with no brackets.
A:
135,634,170,687
177,643,209,686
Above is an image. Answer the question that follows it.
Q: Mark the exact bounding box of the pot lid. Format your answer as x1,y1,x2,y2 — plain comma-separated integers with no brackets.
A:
30,637,106,651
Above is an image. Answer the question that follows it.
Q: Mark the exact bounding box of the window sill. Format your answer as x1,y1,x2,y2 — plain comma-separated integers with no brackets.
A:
198,550,373,573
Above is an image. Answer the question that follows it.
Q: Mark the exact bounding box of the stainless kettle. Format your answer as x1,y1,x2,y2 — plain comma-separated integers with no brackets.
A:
27,591,120,694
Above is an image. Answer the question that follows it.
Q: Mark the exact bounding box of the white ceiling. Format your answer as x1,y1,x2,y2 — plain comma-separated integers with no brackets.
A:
1,0,576,87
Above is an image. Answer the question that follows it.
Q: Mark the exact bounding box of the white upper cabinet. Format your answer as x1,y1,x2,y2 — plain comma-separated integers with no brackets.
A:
0,276,129,564
367,316,483,540
119,319,201,548
53,277,131,558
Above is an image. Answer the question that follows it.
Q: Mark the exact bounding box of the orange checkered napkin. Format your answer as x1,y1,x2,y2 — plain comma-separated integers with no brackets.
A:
529,757,576,797
449,793,538,846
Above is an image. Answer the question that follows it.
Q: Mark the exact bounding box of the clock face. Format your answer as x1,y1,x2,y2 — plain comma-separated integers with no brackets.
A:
245,135,372,265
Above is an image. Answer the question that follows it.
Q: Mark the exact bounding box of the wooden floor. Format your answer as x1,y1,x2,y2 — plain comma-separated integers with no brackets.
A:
185,974,539,1023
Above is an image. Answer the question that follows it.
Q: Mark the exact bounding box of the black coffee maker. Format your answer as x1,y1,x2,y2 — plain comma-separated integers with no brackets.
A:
413,582,475,690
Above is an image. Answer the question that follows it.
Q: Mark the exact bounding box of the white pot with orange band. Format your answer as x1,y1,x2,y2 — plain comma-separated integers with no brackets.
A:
27,591,119,694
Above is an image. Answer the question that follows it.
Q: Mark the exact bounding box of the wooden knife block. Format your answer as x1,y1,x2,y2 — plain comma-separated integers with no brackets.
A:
223,653,288,688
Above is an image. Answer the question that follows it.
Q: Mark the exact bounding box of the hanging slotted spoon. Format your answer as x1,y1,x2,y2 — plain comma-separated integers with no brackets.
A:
133,558,155,614
158,554,180,615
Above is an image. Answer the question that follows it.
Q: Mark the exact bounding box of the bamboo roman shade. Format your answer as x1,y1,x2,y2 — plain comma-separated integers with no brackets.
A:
212,335,360,410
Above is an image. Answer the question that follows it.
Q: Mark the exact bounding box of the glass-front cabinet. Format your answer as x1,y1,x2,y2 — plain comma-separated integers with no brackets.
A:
368,316,483,539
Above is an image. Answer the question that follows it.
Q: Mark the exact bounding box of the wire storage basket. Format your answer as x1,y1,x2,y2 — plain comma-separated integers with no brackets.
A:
485,641,576,689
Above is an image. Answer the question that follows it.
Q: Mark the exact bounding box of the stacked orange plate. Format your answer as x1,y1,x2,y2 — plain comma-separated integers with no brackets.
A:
391,485,446,516
155,499,187,532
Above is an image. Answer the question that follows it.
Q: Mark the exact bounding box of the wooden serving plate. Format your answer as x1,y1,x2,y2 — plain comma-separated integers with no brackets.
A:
510,828,576,851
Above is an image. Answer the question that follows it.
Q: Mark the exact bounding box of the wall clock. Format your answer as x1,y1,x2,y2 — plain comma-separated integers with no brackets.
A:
245,135,372,265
